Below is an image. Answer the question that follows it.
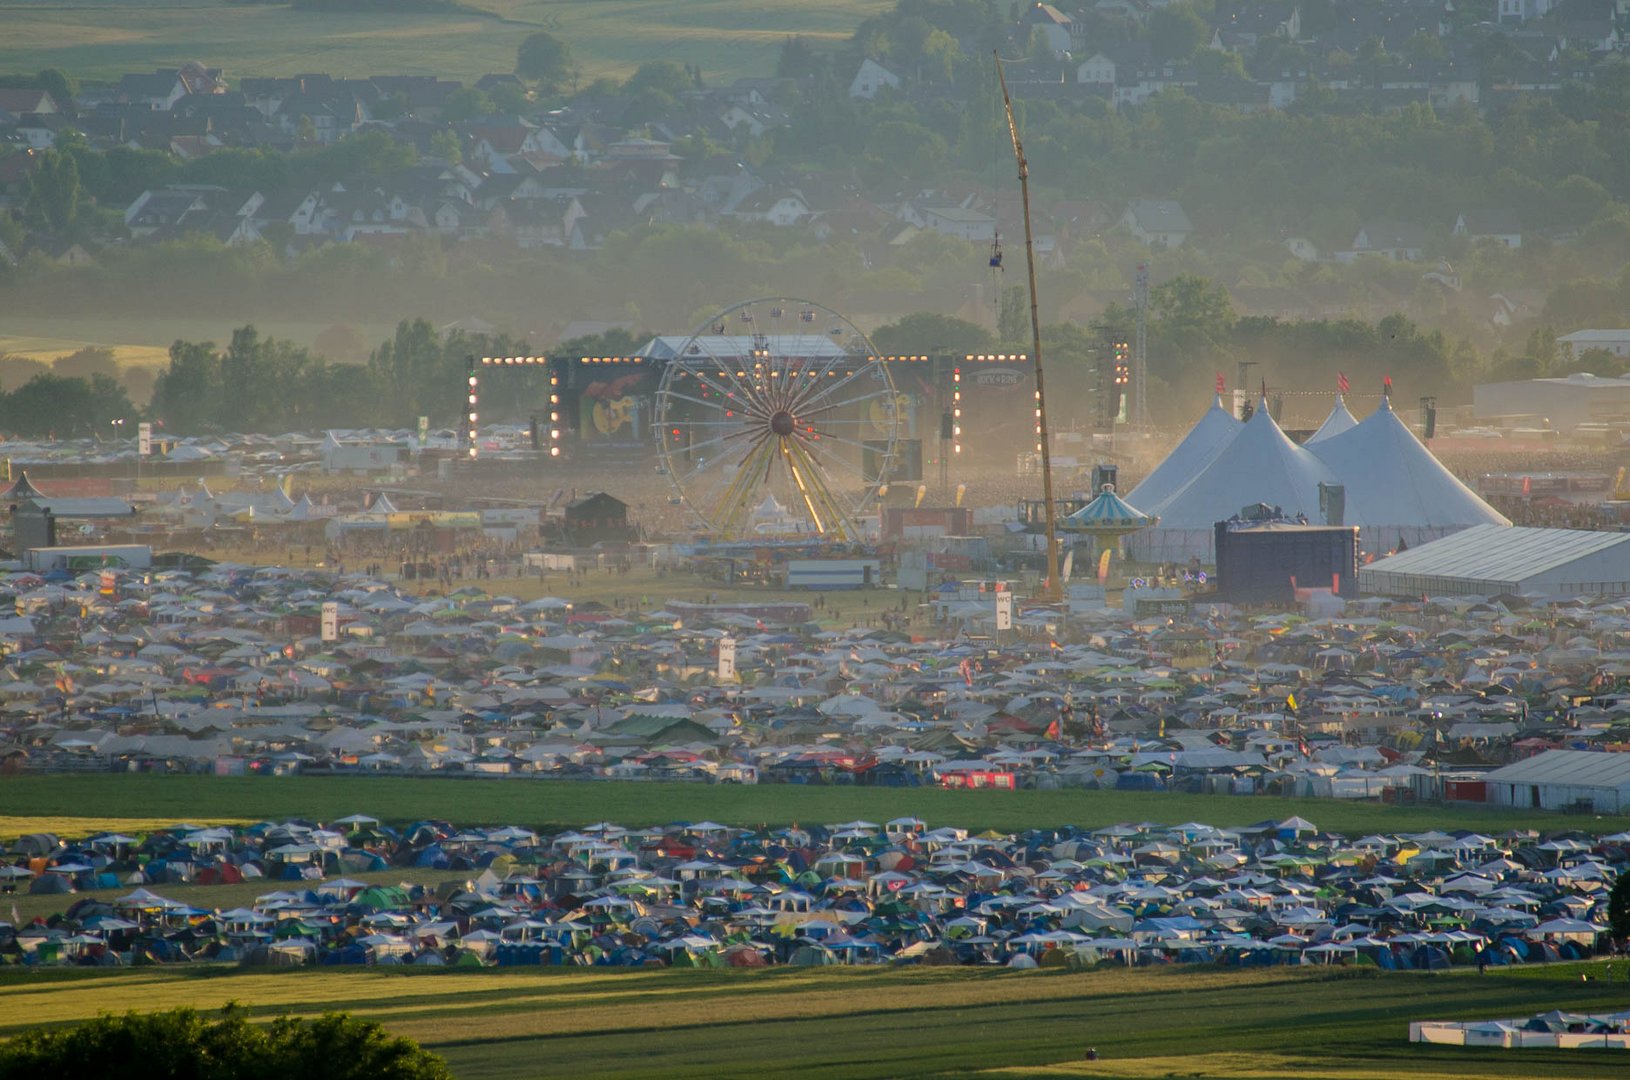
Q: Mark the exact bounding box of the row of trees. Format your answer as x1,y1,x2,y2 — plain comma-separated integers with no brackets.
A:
119,287,1500,437
148,320,536,433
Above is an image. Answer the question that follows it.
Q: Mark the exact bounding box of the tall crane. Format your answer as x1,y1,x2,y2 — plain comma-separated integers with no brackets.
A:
996,53,1062,603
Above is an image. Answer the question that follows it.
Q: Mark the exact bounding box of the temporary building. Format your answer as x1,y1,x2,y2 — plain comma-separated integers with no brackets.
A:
1359,525,1630,598
1482,750,1630,814
1126,395,1241,511
1309,396,1508,551
1304,396,1357,443
1129,399,1336,562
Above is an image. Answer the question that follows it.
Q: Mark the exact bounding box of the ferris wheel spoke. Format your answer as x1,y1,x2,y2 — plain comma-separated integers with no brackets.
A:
683,365,774,419
782,345,864,413
798,387,896,420
783,360,858,416
785,438,853,541
779,440,832,537
674,425,759,464
712,432,778,538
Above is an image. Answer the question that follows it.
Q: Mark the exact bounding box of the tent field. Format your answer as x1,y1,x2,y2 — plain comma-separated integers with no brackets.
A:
8,775,1630,839
1,962,1622,1078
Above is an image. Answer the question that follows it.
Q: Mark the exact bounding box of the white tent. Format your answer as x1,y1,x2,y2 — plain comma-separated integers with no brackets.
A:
1127,395,1242,510
371,494,399,514
1310,396,1508,551
1129,399,1337,562
1305,395,1357,443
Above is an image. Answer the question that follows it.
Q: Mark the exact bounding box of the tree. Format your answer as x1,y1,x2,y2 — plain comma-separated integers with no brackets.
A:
25,148,79,231
440,87,493,123
1148,2,1208,63
870,312,995,355
487,80,531,116
516,31,576,94
777,35,823,80
0,1005,451,1080
998,284,1029,344
624,61,692,99
428,129,462,164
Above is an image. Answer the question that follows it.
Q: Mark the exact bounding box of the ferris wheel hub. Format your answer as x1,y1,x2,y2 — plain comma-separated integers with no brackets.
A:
770,410,796,437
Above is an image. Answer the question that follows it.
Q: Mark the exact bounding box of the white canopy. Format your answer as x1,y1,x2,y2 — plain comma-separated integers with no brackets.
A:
1144,399,1337,528
1128,395,1242,510
1305,396,1357,443
1309,397,1509,530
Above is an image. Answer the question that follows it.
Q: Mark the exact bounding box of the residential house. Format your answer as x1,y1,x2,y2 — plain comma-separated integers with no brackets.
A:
919,205,997,242
125,188,210,237
1498,0,1557,21
119,70,188,110
718,103,788,139
1453,211,1522,248
1111,60,1200,106
1558,329,1630,359
1341,221,1427,262
489,196,588,249
723,187,811,227
1076,54,1117,86
1121,199,1193,248
467,120,572,172
1284,237,1319,262
10,114,61,150
1209,1,1300,49
33,239,96,267
849,59,902,100
0,90,57,115
1021,3,1086,54
368,76,461,118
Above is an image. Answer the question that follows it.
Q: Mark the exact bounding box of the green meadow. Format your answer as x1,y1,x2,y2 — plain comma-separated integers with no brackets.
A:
3,773,1626,838
0,0,889,84
0,963,1623,1079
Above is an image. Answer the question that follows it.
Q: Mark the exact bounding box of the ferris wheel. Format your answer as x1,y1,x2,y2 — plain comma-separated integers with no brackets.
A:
654,299,901,541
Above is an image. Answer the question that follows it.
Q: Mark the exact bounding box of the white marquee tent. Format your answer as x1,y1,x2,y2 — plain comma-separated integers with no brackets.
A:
1311,396,1508,551
1126,395,1242,511
1128,398,1337,562
1305,396,1357,443
1123,393,1508,563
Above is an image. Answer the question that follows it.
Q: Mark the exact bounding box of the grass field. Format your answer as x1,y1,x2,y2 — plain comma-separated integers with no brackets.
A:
1,962,1625,1078
5,774,1628,839
0,0,888,84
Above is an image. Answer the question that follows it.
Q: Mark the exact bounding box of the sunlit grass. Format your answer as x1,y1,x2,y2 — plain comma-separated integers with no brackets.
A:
5,776,1628,841
0,964,1621,1079
0,0,890,83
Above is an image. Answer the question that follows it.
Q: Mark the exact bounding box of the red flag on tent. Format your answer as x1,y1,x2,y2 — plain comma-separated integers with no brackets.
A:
1337,371,1349,394
1215,372,1226,394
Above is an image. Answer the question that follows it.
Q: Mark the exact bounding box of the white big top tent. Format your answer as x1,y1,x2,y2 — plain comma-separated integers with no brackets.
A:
1125,394,1242,511
1305,395,1357,444
1127,397,1337,563
1124,392,1509,563
1310,394,1509,552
